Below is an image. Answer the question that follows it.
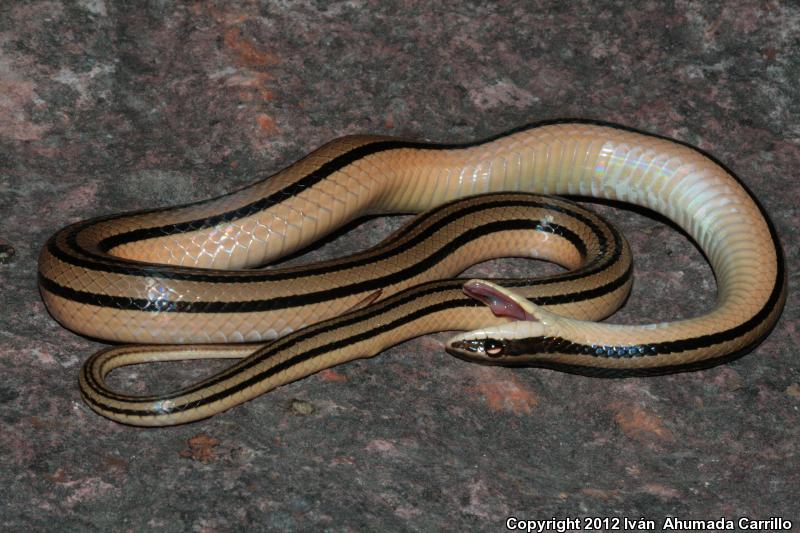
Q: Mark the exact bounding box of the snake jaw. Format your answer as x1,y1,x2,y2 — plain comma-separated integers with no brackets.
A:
447,279,559,362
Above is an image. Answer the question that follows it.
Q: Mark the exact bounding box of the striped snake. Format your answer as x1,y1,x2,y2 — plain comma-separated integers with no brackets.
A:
38,121,786,426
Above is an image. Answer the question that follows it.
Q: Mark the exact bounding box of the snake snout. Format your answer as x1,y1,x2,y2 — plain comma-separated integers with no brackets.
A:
447,336,508,359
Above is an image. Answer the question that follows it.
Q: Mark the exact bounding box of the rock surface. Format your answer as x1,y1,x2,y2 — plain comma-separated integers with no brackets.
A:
1,1,797,530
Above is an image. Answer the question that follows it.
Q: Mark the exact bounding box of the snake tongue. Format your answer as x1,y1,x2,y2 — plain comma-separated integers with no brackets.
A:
463,280,537,321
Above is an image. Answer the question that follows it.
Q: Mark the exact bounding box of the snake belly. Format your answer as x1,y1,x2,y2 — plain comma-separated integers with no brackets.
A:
38,121,786,426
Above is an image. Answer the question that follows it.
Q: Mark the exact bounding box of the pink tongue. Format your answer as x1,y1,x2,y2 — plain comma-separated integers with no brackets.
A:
463,281,537,321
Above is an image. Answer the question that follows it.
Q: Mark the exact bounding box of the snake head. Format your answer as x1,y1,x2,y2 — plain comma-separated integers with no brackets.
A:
446,280,555,364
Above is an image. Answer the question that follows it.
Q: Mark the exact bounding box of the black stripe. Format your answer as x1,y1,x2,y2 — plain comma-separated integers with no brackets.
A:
451,349,755,378
483,243,784,364
44,216,614,313
82,281,473,406
76,194,626,404
84,256,634,407
81,298,479,415
54,197,596,281
73,118,697,252
95,141,437,252
78,119,635,252
124,248,778,414
80,119,786,414
88,214,786,414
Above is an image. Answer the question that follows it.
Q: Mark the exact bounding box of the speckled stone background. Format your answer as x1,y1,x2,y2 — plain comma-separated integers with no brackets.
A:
1,1,798,531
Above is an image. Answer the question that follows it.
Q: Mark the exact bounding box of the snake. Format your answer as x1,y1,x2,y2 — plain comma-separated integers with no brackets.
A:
37,121,786,426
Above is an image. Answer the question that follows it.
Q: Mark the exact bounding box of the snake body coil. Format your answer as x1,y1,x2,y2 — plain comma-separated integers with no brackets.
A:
38,122,786,425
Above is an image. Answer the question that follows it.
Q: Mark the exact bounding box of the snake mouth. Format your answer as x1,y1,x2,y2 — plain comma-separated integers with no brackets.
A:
447,281,542,359
462,280,537,322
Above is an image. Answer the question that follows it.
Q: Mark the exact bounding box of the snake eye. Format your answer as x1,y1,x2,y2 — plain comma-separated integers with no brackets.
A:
483,339,505,357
